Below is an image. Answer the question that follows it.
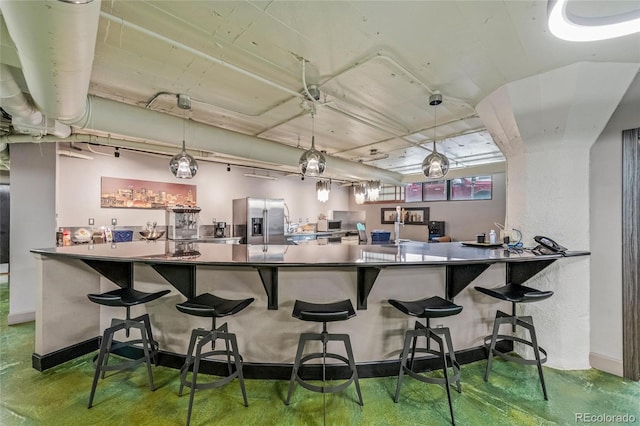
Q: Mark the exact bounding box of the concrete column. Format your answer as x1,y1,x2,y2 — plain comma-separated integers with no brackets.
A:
9,142,57,324
476,62,639,369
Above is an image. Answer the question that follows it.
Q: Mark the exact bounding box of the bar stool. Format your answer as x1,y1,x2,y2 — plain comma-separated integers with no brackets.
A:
389,296,462,425
285,299,363,406
474,284,553,400
176,293,254,426
87,287,170,408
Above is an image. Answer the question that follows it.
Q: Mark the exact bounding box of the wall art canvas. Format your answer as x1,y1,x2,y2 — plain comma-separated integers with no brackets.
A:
100,177,197,209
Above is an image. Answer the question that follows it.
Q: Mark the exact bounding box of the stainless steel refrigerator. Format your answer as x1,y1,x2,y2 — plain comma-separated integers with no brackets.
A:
232,197,286,244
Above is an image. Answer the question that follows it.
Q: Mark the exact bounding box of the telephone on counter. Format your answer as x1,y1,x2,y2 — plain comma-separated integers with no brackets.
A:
532,235,567,256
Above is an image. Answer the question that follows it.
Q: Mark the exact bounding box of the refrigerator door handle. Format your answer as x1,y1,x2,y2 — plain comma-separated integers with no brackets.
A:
263,208,268,245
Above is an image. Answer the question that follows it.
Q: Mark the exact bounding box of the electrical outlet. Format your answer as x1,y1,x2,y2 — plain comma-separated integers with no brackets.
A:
88,218,94,226
111,218,117,226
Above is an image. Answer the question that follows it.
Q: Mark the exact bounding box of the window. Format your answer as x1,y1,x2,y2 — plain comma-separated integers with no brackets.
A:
423,180,448,201
367,184,404,203
405,183,423,202
367,175,493,204
449,175,492,200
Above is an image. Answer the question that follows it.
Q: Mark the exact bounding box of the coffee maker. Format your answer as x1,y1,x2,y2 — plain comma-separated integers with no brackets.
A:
214,221,226,238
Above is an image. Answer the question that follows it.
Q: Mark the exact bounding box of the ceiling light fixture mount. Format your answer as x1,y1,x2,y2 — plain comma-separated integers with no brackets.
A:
422,92,449,180
169,94,198,179
299,58,327,177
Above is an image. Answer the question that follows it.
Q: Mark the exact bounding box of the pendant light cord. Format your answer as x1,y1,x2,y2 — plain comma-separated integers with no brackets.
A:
433,102,437,153
182,107,187,151
311,111,316,149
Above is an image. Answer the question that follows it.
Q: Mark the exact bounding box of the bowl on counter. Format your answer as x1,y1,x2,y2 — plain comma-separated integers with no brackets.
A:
72,228,92,243
139,230,165,240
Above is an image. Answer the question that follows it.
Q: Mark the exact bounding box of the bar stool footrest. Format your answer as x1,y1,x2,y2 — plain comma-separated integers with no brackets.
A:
180,349,242,391
402,347,461,386
295,352,356,394
483,334,548,365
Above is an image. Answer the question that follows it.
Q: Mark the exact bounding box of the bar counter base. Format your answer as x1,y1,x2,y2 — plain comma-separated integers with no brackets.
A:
32,337,99,371
32,340,513,378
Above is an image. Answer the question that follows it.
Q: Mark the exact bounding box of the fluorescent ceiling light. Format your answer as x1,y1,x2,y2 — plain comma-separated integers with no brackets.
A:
243,173,278,180
548,0,640,42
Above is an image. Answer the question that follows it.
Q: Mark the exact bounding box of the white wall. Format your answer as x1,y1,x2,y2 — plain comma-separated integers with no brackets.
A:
56,148,350,229
589,72,640,376
476,62,639,370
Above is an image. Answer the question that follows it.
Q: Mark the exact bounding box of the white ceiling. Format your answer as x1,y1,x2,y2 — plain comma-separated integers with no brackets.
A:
1,0,639,181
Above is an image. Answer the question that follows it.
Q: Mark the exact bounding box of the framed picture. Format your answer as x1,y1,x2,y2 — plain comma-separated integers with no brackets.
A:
100,176,197,209
381,207,429,225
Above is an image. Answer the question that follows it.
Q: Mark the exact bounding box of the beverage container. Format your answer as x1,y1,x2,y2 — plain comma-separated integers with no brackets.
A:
489,229,497,244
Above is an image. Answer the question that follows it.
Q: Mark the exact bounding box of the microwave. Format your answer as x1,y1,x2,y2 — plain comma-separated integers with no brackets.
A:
317,219,341,231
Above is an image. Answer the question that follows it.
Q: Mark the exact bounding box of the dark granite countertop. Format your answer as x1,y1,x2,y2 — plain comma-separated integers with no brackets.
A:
31,241,588,267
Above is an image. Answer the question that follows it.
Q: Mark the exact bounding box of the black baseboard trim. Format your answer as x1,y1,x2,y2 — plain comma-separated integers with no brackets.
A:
32,337,100,371
32,338,513,379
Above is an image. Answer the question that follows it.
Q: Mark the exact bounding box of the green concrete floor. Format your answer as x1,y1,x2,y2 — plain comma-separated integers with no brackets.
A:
1,279,638,426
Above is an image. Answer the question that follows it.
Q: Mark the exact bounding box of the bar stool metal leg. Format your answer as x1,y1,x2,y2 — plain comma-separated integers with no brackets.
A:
520,315,548,400
483,310,549,400
285,333,307,405
394,327,456,425
88,319,155,408
484,311,502,382
180,326,248,426
179,328,204,397
336,333,363,406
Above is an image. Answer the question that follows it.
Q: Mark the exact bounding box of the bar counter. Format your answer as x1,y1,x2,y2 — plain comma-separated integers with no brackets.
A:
30,241,588,376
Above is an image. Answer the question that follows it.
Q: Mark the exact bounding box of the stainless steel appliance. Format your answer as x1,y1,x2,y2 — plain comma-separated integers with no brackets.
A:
214,221,226,238
167,206,201,240
428,220,445,241
232,197,285,244
317,219,341,232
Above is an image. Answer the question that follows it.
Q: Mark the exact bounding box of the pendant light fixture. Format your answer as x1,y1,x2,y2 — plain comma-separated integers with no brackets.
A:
366,180,381,202
422,92,449,180
299,111,326,177
316,180,330,203
353,182,367,205
169,94,198,179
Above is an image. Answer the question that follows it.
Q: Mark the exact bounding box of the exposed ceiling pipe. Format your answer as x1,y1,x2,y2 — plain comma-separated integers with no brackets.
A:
0,2,402,184
0,0,101,122
0,142,9,170
2,96,403,185
0,64,71,138
73,96,403,184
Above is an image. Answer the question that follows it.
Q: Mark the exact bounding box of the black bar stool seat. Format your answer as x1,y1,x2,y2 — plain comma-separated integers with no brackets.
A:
176,293,255,317
389,296,462,425
475,284,553,303
389,295,463,318
86,287,170,408
176,293,254,426
285,299,363,406
475,283,553,400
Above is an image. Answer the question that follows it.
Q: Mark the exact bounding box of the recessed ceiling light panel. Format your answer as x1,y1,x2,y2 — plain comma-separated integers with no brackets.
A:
548,0,640,42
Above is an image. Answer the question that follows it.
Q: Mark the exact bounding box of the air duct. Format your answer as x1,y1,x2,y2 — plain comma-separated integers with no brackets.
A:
72,95,403,185
0,64,71,138
0,0,402,184
0,0,101,122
